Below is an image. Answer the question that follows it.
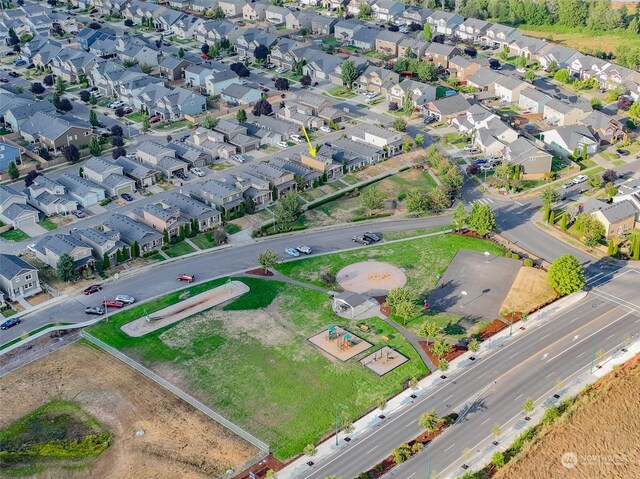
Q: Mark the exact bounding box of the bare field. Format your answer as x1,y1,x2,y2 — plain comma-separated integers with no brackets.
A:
495,360,640,479
0,341,258,479
499,267,557,317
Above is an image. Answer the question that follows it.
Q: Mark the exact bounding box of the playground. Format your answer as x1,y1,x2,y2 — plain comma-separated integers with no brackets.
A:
336,260,407,296
308,326,373,361
121,280,249,337
359,346,409,376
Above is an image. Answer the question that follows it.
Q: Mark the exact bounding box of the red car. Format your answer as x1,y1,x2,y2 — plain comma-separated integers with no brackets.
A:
201,54,210,60
177,274,195,283
123,107,133,114
149,116,162,124
102,299,125,308
83,284,102,295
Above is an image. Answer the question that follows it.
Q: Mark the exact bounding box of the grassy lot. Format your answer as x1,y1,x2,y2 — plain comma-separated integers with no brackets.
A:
208,161,234,171
2,308,17,318
152,120,190,131
282,72,302,82
276,234,505,298
39,218,58,231
382,225,451,242
191,232,218,249
87,277,428,460
327,86,357,99
125,112,145,123
499,267,557,317
0,229,29,241
163,241,195,258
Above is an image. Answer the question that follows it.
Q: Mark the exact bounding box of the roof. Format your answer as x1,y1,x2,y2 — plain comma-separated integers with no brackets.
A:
57,173,104,197
0,184,25,204
591,199,637,224
162,192,220,220
85,157,120,176
334,291,368,308
427,95,472,116
103,213,162,243
198,179,241,199
221,83,260,100
0,254,37,280
114,156,156,180
33,233,91,257
21,111,91,140
520,87,550,103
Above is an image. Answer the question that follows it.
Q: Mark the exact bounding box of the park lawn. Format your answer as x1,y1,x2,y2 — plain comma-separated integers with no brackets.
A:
327,86,356,99
39,218,58,231
404,310,489,343
276,234,505,298
0,229,29,241
87,277,427,460
163,241,195,258
382,225,451,241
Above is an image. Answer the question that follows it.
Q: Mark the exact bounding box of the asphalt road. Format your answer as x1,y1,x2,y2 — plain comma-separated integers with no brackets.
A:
0,215,452,345
301,269,640,479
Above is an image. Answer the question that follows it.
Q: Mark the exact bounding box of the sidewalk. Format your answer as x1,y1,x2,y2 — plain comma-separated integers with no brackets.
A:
275,290,588,479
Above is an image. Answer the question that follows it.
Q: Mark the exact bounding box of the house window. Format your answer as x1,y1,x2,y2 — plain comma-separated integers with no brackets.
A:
25,274,32,281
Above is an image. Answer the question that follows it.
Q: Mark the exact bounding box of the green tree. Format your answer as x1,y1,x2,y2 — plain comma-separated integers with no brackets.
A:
415,133,424,147
547,254,586,295
468,338,480,353
541,186,560,206
402,88,413,116
7,161,19,180
553,69,571,83
102,252,111,270
116,249,123,264
178,47,185,58
392,118,407,132
395,300,421,325
451,203,467,231
419,321,440,339
428,186,452,212
142,115,151,130
55,76,66,94
89,136,102,156
560,211,568,231
588,174,603,189
523,70,536,82
236,108,247,122
341,60,357,89
163,229,169,244
132,241,140,258
393,443,412,464
438,358,450,372
523,397,535,414
467,203,496,236
359,186,385,215
303,444,317,457
491,423,502,441
548,210,555,225
202,115,218,129
385,287,413,308
418,410,442,434
423,23,432,41
89,109,99,127
402,138,413,153
431,339,451,360
492,451,505,467
358,3,372,19
56,253,78,282
257,249,279,273
405,188,430,212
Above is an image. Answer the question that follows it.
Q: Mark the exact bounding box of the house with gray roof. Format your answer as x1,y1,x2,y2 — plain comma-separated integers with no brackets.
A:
501,137,552,174
541,125,599,156
129,203,187,239
27,175,78,216
167,141,210,168
83,158,136,197
518,87,552,114
580,111,625,145
0,254,42,302
20,112,93,153
426,10,464,35
3,101,56,132
102,213,164,253
387,79,437,109
493,75,529,103
193,179,245,217
0,184,40,230
114,156,158,188
159,56,193,81
56,173,106,207
584,199,637,238
538,44,582,71
33,233,95,270
266,157,321,189
423,95,472,121
221,84,262,106
136,140,188,179
246,163,296,195
456,18,490,42
71,227,129,266
161,192,221,231
351,123,403,157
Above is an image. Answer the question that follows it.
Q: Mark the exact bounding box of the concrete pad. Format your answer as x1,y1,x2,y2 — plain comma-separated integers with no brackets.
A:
308,326,372,362
121,280,249,337
337,261,406,296
86,204,107,215
427,250,521,321
359,346,409,376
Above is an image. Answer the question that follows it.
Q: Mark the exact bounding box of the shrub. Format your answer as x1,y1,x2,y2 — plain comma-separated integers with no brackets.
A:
523,258,534,267
320,271,336,286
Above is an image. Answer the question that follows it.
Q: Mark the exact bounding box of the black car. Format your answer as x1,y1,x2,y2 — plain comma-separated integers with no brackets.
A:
121,193,134,202
85,306,105,315
0,318,21,330
364,232,381,243
352,235,371,245
616,149,630,156
175,171,189,181
8,71,20,77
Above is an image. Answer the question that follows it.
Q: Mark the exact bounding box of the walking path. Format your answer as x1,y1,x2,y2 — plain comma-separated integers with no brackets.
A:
184,237,200,251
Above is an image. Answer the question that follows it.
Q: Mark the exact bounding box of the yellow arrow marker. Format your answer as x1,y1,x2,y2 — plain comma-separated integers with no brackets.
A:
302,125,316,157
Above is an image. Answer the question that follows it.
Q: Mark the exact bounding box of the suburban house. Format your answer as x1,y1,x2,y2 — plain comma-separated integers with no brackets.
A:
300,147,343,182
213,119,259,153
32,233,95,270
232,173,272,211
19,112,93,153
355,66,399,96
447,56,481,82
243,2,268,21
387,80,437,108
235,28,278,61
542,99,591,127
0,184,41,230
265,5,288,24
267,157,321,188
136,140,188,179
83,157,136,198
473,118,519,155
580,111,626,145
56,173,106,207
204,68,239,96
372,0,405,22
0,254,42,302
538,44,582,71
351,123,403,157
158,56,193,81
3,101,56,132
218,0,247,18
26,175,78,217
311,15,338,35
501,137,552,175
493,75,529,103
220,84,262,105
130,203,187,239
426,10,463,35
397,37,430,61
161,192,221,231
114,156,158,188
423,95,472,121
167,141,210,168
518,87,552,114
375,30,404,58
102,213,164,253
246,163,296,196
585,199,637,238
71,227,129,266
482,24,522,49
194,180,246,217
541,125,599,157
456,18,490,42
423,42,461,69
467,68,501,95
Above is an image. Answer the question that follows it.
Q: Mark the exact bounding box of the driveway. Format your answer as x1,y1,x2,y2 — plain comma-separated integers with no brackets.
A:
21,223,48,237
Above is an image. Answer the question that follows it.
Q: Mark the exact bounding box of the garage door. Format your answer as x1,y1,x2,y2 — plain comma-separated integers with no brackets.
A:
116,185,134,196
15,216,37,229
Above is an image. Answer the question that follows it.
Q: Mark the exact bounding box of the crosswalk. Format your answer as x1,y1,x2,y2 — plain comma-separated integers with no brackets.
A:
468,198,495,206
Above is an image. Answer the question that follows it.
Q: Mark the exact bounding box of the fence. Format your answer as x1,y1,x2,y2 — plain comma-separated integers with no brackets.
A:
81,331,270,453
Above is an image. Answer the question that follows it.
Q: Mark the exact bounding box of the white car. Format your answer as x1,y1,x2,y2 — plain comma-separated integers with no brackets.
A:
319,126,331,133
276,67,287,74
296,245,312,255
190,167,205,177
464,144,478,151
573,174,588,184
562,181,574,189
277,141,288,148
109,101,124,108
285,247,300,257
480,164,495,172
290,134,303,143
162,30,173,36
232,154,246,163
115,294,135,304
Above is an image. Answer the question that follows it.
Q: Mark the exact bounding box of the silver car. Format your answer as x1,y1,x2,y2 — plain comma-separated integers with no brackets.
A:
115,294,135,304
296,245,312,255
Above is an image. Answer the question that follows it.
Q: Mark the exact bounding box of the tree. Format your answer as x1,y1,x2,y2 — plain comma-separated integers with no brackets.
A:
523,70,536,82
303,444,317,457
491,423,502,441
301,74,311,88
428,186,452,212
341,60,357,89
602,169,617,183
6,161,19,180
210,6,225,19
492,452,505,468
177,47,185,58
402,88,413,116
438,358,450,372
548,254,586,295
56,253,78,282
415,133,424,147
420,321,440,339
89,137,102,156
553,69,571,84
574,213,605,247
31,82,45,95
392,118,407,132
402,138,413,153
58,98,73,112
111,136,124,147
43,74,54,87
451,203,467,231
202,115,218,129
358,3,372,19
79,90,91,103
236,108,247,122
25,170,40,188
274,77,290,91
588,173,603,189
431,339,451,361
230,62,250,78
89,109,99,127
62,144,80,163
560,211,568,231
467,203,496,236
265,470,277,479
423,23,433,41
112,146,126,159
395,300,421,325
102,252,111,270
254,44,269,63
541,186,559,206
109,124,123,138
385,287,413,308
468,338,480,353
418,410,442,434
200,43,210,55
55,76,66,94
393,443,412,464
252,99,273,117
405,189,430,212
523,397,535,415
257,249,279,273
359,186,385,215
90,94,98,106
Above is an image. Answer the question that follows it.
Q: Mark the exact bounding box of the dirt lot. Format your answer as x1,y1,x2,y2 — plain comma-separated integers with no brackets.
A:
495,360,640,479
0,341,258,479
499,267,557,317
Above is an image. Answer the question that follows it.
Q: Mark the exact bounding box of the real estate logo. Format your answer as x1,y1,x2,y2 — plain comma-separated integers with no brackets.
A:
561,452,578,469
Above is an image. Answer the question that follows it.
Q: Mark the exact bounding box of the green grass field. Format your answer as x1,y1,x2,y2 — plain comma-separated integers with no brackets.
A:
191,232,218,249
163,241,195,258
0,229,29,241
327,86,356,99
87,277,427,460
39,218,58,231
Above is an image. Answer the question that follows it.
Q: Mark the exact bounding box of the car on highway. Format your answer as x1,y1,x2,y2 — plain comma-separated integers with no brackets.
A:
83,284,102,295
115,294,135,304
319,126,332,133
573,175,588,184
277,141,288,148
102,299,124,309
177,273,195,282
190,167,205,177
352,235,371,245
71,209,85,218
296,245,312,255
285,247,300,257
121,193,134,202
364,232,381,243
0,318,21,330
85,306,105,315
562,181,574,189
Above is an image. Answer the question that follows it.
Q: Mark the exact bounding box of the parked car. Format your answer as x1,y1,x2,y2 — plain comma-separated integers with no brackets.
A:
8,71,19,78
123,107,133,114
121,193,134,202
177,273,195,283
573,174,588,184
277,141,288,148
190,167,205,177
232,154,247,163
83,284,102,295
480,164,495,172
352,235,371,245
363,232,381,243
319,126,331,133
115,294,135,304
291,134,303,143
102,299,125,309
0,318,21,330
472,158,488,165
562,181,574,189
162,30,173,36
175,171,189,181
463,144,478,151
149,116,162,124
0,78,8,83
12,59,26,66
616,149,630,156
296,245,312,255
84,306,105,315
285,247,300,257
108,100,124,108
71,209,85,218
4,51,15,56
423,116,436,124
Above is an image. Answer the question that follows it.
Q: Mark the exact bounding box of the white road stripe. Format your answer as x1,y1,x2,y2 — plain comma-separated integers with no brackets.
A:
546,370,556,378
443,443,456,452
577,351,586,358
514,393,523,401
366,446,378,454
480,417,492,425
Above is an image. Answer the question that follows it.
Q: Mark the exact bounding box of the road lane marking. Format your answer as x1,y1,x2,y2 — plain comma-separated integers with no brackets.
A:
577,351,586,358
366,446,378,454
541,353,548,360
507,352,518,359
540,334,549,340
480,417,492,425
514,393,523,401
545,370,556,378
443,394,454,402
607,333,615,340
514,200,523,206
443,443,456,452
592,290,639,312
407,473,415,479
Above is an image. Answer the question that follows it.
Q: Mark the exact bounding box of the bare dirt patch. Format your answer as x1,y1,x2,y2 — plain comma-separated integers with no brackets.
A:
0,342,259,479
499,267,558,317
494,360,640,479
337,261,407,296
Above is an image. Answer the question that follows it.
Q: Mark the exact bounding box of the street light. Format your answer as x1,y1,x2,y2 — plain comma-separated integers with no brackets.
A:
335,403,348,446
484,251,490,263
460,290,467,308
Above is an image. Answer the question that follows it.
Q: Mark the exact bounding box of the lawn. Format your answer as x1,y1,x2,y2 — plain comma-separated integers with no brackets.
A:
87,277,428,460
191,232,218,249
276,234,505,298
125,112,146,123
224,223,242,235
382,225,451,242
39,218,58,231
327,86,357,99
163,241,195,258
208,161,234,171
0,229,29,241
152,120,190,131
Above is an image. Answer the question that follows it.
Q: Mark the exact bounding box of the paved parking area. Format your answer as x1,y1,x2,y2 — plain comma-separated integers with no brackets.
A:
427,249,521,321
